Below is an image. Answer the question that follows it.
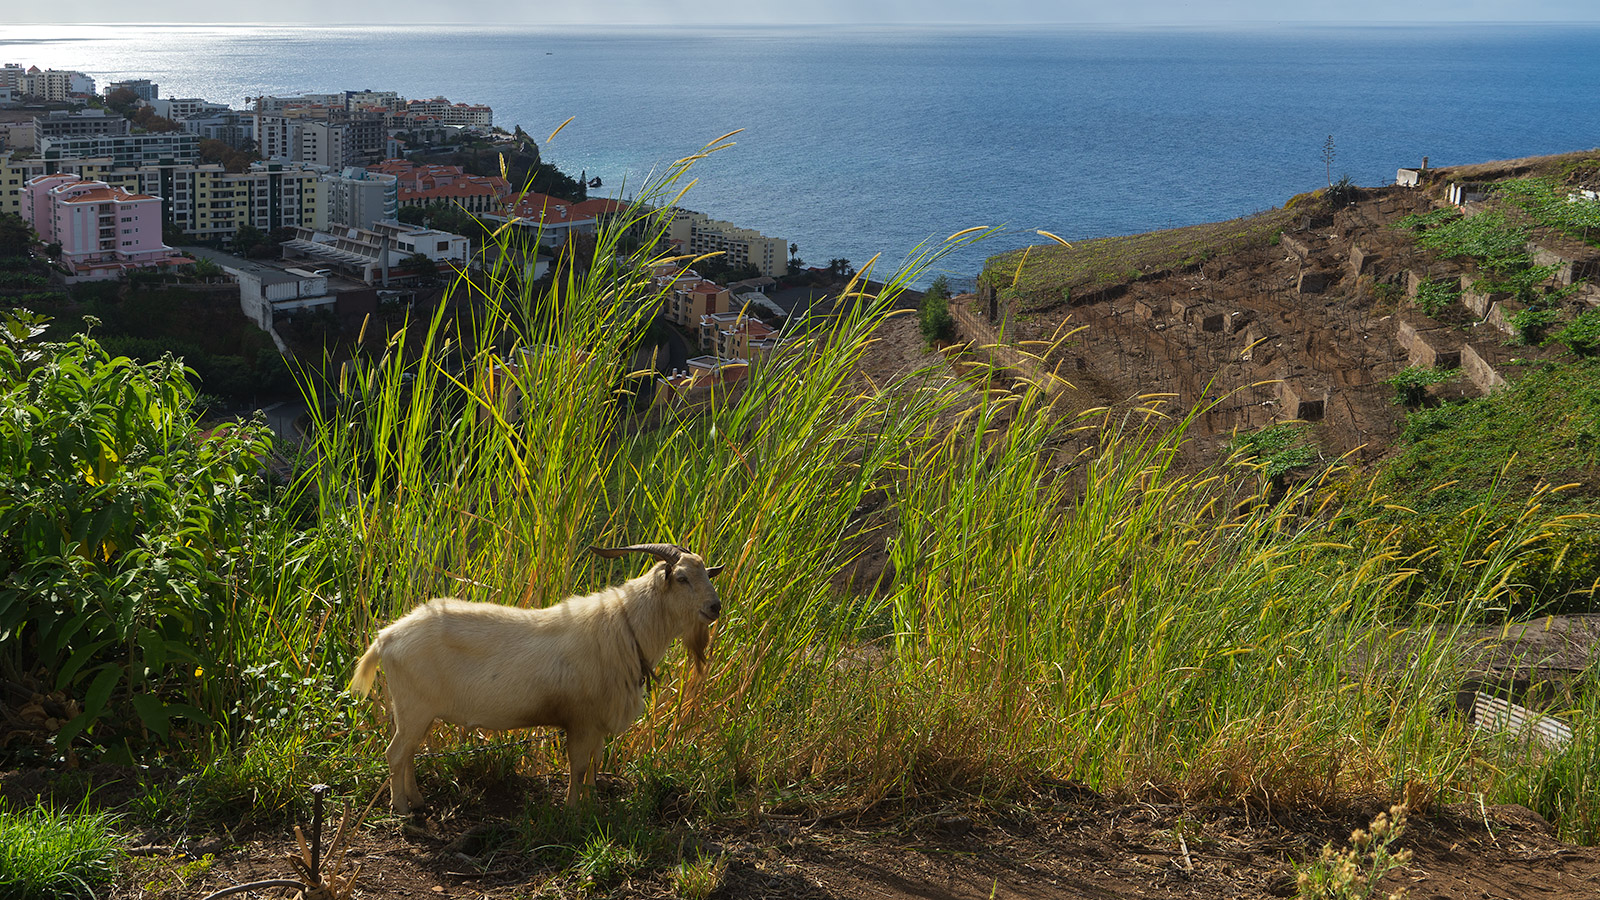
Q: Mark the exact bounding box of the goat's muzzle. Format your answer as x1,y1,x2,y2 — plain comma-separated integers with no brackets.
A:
700,599,722,624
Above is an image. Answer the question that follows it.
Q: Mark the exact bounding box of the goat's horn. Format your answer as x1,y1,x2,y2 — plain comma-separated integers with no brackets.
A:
588,544,686,566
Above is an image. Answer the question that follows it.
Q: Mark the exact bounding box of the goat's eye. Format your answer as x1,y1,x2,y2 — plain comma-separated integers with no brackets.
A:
675,573,689,583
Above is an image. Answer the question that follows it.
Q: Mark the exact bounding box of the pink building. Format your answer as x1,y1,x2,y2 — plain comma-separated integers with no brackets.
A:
22,174,188,278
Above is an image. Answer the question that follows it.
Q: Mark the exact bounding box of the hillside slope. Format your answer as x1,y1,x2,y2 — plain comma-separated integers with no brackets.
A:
970,150,1600,470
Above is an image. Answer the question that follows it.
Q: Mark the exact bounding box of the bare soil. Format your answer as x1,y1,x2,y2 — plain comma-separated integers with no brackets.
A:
58,769,1600,900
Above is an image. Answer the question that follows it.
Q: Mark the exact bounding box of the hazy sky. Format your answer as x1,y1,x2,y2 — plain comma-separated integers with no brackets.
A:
8,0,1598,25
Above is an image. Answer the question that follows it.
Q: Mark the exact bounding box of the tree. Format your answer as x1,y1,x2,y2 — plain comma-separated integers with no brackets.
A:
199,138,261,174
919,275,955,343
0,212,36,258
400,252,440,284
1322,134,1336,189
105,86,139,116
231,224,266,255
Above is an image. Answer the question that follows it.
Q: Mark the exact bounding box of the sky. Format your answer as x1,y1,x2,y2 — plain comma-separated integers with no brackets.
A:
6,0,1598,25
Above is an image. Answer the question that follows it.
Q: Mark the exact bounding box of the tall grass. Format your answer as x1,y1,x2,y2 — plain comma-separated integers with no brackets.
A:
0,801,122,900
204,144,1598,835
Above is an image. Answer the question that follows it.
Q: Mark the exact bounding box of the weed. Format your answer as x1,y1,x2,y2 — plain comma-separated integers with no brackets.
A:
669,854,726,900
1295,804,1412,900
0,800,124,900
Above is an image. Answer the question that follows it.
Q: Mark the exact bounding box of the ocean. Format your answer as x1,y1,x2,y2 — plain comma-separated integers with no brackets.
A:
3,23,1598,283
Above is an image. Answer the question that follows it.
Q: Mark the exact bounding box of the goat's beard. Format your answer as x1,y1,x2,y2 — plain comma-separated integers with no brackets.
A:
684,620,711,678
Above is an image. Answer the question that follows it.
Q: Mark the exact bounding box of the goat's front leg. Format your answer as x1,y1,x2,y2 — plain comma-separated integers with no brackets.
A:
565,727,604,806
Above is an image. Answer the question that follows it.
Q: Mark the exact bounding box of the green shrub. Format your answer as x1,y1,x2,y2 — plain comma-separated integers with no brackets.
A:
1556,309,1600,357
1511,306,1562,345
0,311,277,753
919,274,955,342
1381,365,1456,407
0,802,123,900
1226,422,1317,480
1414,278,1459,317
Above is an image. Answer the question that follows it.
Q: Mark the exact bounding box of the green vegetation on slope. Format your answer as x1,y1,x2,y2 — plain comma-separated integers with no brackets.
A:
981,205,1300,303
6,146,1600,894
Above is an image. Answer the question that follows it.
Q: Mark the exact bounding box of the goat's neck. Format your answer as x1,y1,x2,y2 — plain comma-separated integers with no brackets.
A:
620,582,676,667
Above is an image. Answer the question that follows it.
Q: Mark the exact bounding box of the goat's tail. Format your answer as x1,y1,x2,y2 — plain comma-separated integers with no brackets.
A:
348,639,383,698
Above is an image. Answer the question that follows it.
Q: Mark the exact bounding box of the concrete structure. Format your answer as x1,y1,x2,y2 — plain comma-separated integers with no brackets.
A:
667,209,787,278
107,79,158,102
181,109,255,148
19,67,95,102
0,120,39,153
150,97,228,121
0,151,48,216
35,109,130,140
66,157,322,242
405,97,493,127
21,174,187,277
318,166,398,230
657,268,732,327
40,131,200,168
484,193,625,249
185,246,336,334
282,221,468,284
699,310,779,360
371,159,510,214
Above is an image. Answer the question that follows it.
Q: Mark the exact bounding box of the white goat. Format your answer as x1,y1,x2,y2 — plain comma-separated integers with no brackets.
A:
349,543,723,812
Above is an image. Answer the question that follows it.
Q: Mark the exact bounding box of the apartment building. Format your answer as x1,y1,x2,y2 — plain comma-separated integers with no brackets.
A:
404,97,493,127
107,79,158,102
40,131,199,168
35,109,131,140
69,158,322,242
0,122,37,153
181,110,254,148
318,167,398,230
1,151,49,216
18,67,96,102
151,97,229,121
667,209,787,277
343,90,403,112
698,311,779,361
21,174,187,277
371,159,510,214
654,268,732,328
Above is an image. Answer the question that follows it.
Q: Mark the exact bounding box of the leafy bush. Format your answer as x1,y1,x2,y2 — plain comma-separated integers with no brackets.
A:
1511,306,1562,345
919,275,955,342
1414,278,1459,317
0,311,277,752
1226,422,1318,480
1393,207,1461,232
1412,210,1529,271
1381,365,1456,407
1557,309,1600,357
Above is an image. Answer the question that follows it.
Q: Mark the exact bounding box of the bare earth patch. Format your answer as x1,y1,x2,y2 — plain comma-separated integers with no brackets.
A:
68,768,1599,900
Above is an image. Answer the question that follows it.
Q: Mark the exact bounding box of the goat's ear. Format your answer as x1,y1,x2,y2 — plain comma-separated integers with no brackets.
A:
706,565,725,578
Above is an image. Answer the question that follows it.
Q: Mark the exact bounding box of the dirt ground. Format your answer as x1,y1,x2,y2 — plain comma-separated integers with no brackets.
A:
67,770,1600,900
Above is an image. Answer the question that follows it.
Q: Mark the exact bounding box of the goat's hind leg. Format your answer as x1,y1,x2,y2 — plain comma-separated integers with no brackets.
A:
386,707,433,814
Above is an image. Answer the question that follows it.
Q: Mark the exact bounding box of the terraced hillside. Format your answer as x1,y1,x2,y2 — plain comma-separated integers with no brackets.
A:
971,150,1600,469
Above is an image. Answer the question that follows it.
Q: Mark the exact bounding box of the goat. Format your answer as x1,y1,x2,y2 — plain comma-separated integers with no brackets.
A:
348,543,724,812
